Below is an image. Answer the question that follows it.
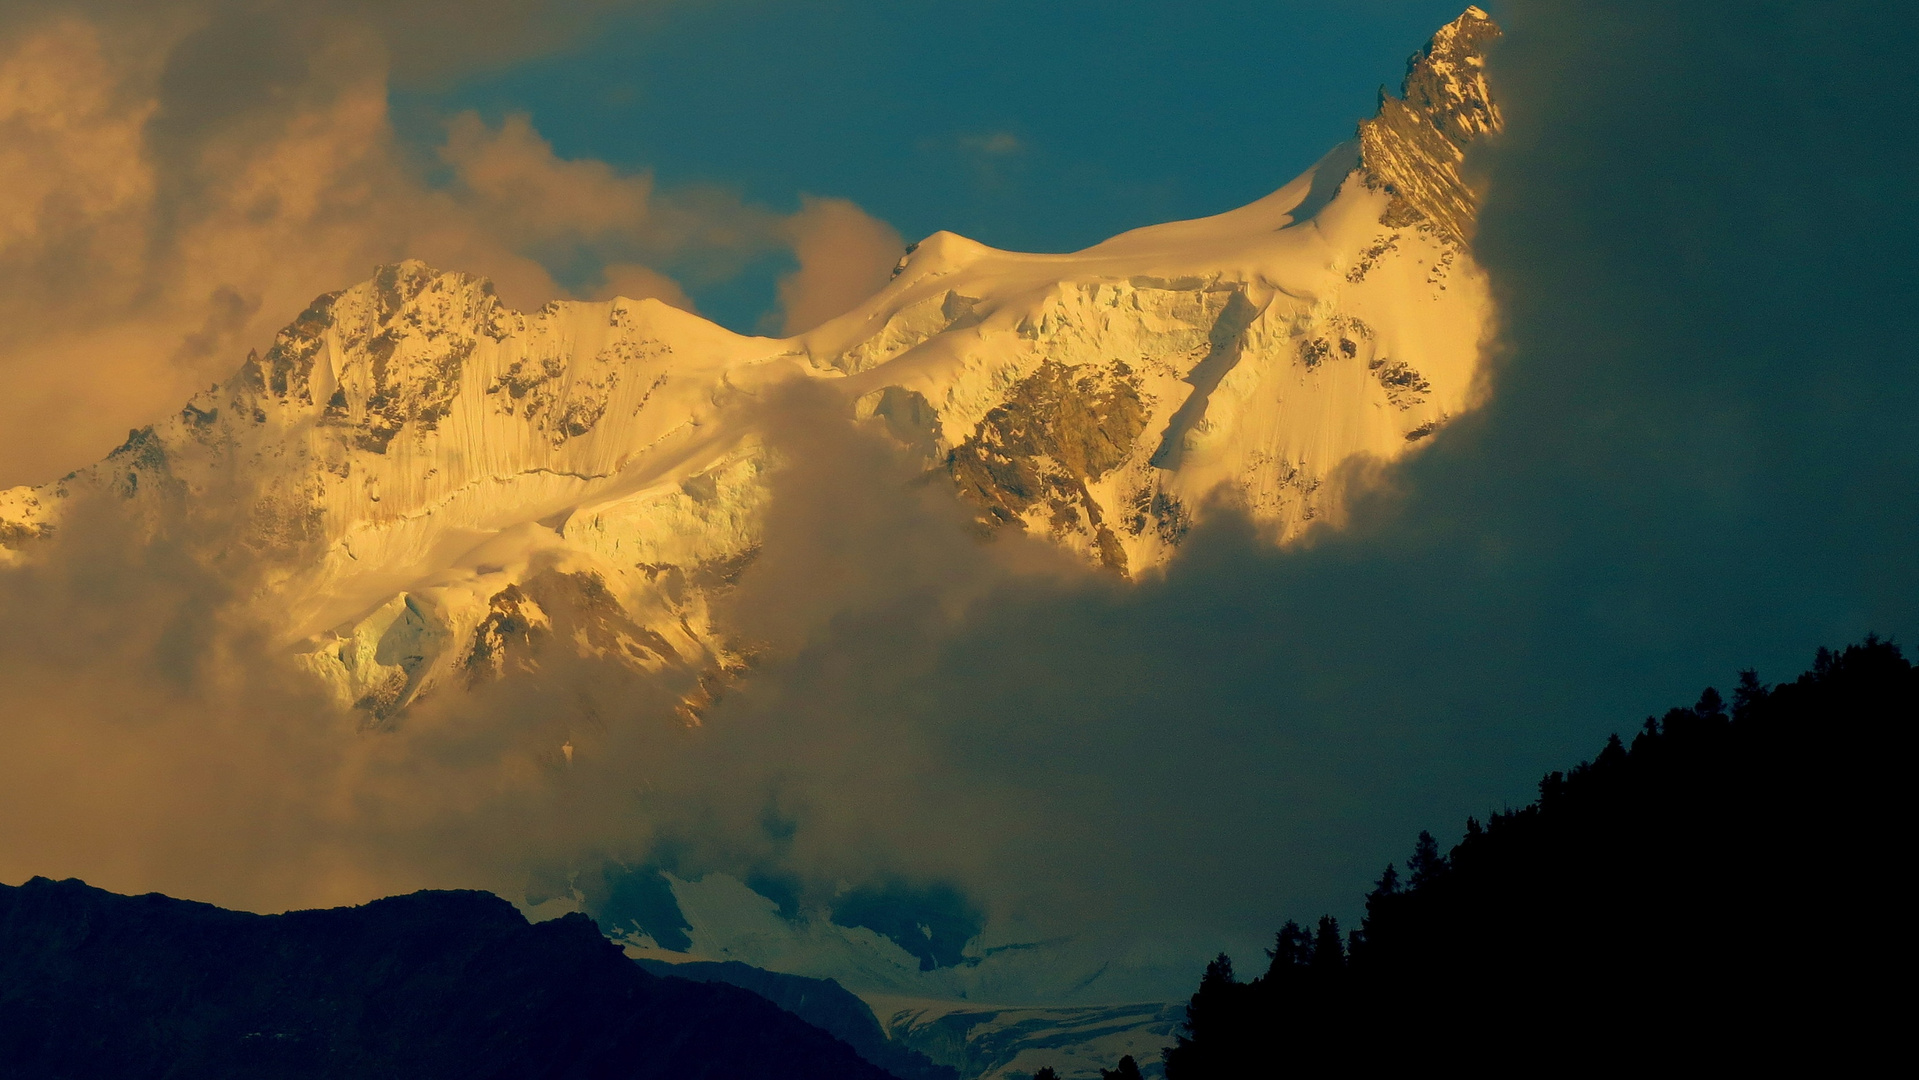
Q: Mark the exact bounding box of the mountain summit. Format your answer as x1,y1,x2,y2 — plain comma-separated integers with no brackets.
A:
0,10,1501,729
1360,5,1503,247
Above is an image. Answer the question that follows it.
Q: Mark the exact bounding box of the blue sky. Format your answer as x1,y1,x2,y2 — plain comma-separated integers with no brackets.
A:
398,0,1474,327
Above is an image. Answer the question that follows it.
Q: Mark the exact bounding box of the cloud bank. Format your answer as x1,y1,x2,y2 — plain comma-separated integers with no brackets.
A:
0,0,1914,1003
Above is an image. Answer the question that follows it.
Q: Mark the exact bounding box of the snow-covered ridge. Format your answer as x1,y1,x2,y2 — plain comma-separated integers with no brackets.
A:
0,9,1502,722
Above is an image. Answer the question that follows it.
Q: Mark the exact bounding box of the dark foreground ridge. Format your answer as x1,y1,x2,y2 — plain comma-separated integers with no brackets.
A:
0,881,895,1079
1137,637,1907,1076
633,958,958,1080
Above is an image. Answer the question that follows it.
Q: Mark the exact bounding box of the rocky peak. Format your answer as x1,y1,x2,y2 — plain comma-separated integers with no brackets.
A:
1358,6,1503,247
242,261,505,439
1405,6,1503,148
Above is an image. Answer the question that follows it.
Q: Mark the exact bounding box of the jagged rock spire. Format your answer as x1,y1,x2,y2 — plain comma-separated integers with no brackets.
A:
1358,6,1503,248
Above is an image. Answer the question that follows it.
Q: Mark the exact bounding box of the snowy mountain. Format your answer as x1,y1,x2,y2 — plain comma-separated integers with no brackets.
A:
0,9,1499,736
0,8,1502,1074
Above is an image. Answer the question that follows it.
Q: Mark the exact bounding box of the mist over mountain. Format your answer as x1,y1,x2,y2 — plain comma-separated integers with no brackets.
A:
0,0,1913,1056
0,9,1510,1005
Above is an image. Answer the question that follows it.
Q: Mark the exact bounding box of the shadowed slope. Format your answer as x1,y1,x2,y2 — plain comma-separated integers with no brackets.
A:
0,879,895,1079
635,958,958,1080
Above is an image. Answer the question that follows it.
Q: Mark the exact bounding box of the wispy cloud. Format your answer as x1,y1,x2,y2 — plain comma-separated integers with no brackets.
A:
957,131,1025,157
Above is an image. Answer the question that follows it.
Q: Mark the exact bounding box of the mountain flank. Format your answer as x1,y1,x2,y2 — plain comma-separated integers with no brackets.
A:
0,879,895,1079
632,958,958,1080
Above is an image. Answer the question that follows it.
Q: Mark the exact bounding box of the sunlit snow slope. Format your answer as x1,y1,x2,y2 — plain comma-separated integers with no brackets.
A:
0,9,1500,725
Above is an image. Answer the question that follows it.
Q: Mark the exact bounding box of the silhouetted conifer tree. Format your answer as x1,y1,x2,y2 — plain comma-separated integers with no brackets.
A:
1309,916,1344,973
1732,669,1766,719
1100,1055,1146,1080
1263,920,1312,980
1595,733,1626,769
1406,830,1447,889
1163,953,1266,1078
1373,863,1401,896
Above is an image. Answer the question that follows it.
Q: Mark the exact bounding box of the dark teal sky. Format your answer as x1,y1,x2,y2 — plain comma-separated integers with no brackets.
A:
397,0,1476,327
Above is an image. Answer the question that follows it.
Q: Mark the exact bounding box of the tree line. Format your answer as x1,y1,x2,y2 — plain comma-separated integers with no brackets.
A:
1044,637,1908,1077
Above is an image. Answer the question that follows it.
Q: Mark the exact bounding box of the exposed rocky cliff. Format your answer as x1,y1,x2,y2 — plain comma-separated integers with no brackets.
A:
1359,6,1503,247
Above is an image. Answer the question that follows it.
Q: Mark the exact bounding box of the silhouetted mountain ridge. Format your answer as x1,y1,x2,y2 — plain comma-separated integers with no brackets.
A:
633,958,958,1080
0,878,895,1079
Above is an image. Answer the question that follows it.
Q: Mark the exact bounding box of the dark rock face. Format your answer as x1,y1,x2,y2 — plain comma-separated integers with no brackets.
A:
0,878,896,1080
634,959,957,1080
945,359,1149,574
461,568,679,690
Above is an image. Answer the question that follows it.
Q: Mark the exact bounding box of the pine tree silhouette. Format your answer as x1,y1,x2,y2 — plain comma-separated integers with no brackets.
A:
1372,863,1400,896
1262,920,1312,980
1163,953,1261,1078
1308,916,1343,973
1405,830,1447,889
